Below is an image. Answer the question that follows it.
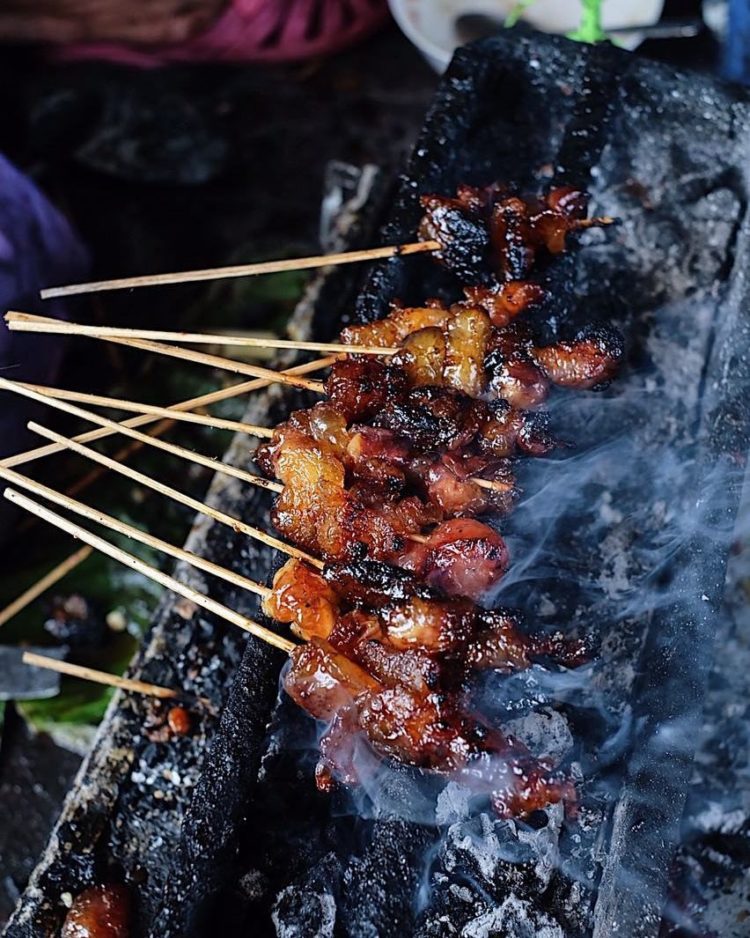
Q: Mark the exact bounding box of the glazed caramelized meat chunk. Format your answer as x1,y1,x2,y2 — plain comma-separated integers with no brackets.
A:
262,426,348,557
325,357,408,422
401,518,509,603
284,638,378,723
480,401,555,458
340,303,450,349
419,451,517,517
485,324,550,409
443,305,492,397
464,282,546,327
379,595,475,653
329,608,442,693
397,326,447,386
263,558,339,640
61,884,130,938
532,324,624,389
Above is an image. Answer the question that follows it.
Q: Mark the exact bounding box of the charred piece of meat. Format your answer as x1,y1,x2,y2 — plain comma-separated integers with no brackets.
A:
418,184,611,283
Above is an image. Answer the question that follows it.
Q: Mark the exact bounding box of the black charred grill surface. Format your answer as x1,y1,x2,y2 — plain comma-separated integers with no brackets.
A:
9,28,750,938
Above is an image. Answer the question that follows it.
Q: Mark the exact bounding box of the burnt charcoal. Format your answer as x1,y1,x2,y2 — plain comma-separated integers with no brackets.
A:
338,820,434,937
415,811,569,937
270,854,340,938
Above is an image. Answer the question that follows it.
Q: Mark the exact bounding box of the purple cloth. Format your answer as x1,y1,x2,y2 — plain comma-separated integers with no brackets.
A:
0,154,89,540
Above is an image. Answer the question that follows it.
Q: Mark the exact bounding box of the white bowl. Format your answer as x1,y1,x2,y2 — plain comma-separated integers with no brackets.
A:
388,0,665,72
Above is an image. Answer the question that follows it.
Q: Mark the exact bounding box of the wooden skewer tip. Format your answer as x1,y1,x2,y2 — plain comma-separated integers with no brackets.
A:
22,651,180,701
37,240,441,298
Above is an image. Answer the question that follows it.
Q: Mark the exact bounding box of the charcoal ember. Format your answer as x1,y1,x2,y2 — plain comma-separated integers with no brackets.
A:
338,820,434,936
44,594,107,648
457,895,565,938
438,814,540,892
271,883,337,938
61,883,130,938
416,810,571,936
503,709,575,766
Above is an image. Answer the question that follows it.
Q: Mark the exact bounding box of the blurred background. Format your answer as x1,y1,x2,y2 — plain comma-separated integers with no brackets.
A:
0,0,741,927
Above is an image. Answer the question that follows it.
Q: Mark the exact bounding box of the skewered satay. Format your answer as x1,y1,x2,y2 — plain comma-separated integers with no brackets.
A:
264,556,586,674
284,638,576,819
340,304,623,404
418,183,612,284
257,400,520,516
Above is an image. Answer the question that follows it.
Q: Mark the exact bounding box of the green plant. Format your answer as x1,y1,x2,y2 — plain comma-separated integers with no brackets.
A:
568,0,607,43
505,0,608,44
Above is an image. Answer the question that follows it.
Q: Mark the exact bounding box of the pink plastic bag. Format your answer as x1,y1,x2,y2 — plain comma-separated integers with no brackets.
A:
52,0,390,68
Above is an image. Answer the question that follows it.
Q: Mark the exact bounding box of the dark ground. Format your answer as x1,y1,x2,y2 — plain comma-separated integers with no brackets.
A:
0,8,721,928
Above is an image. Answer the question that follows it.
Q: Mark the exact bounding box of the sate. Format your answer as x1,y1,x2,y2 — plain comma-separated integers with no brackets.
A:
418,183,611,283
268,558,585,816
255,183,621,819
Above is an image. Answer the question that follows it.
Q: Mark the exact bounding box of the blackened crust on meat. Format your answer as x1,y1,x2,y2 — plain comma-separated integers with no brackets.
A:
419,196,493,284
574,323,625,388
533,322,625,390
373,385,485,450
326,358,409,422
324,560,436,606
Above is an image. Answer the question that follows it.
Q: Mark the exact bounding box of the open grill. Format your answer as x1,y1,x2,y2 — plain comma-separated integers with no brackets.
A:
7,28,750,938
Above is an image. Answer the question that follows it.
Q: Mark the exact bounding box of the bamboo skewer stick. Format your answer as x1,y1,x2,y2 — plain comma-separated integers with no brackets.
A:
5,313,326,393
472,478,516,493
1,355,336,471
27,421,323,569
0,465,272,600
0,545,93,628
9,381,503,502
0,377,282,495
101,334,327,393
38,240,441,298
22,382,276,437
22,651,182,701
7,313,395,357
4,488,295,654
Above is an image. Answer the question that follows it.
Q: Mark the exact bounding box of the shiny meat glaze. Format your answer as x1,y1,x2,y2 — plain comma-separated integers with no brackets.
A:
258,183,621,820
268,553,587,815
